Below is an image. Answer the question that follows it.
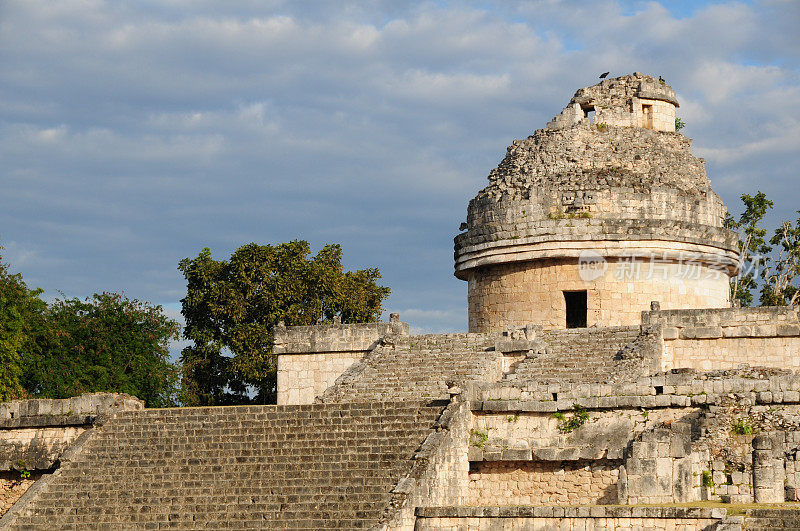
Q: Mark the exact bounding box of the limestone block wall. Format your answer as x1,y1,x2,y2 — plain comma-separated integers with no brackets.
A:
468,258,730,331
468,409,687,463
752,434,785,504
277,352,366,405
783,431,800,501
545,73,679,133
274,318,409,405
0,393,143,518
0,393,143,421
636,98,676,131
467,460,620,505
383,399,472,530
272,319,408,354
642,307,800,371
471,370,800,509
414,507,729,531
689,423,800,505
466,408,691,507
551,96,675,132
692,413,757,505
0,426,84,472
463,191,730,234
622,425,695,505
0,393,144,472
706,452,755,504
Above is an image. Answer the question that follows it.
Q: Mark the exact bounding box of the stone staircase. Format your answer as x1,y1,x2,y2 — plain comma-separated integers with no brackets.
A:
4,402,443,530
743,508,800,529
319,333,502,403
507,326,649,384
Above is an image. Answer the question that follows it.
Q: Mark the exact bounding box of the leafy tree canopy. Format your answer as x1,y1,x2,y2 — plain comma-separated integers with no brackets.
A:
23,292,181,408
725,191,773,307
727,192,800,307
178,240,390,406
0,246,46,401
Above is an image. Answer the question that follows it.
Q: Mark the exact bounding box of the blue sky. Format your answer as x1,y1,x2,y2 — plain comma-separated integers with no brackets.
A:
1,0,799,347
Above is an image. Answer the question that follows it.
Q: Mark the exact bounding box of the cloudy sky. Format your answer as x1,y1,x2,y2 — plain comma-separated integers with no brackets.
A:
1,0,799,343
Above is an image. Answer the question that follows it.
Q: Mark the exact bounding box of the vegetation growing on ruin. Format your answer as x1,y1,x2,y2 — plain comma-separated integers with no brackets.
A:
547,209,592,220
470,428,489,449
553,404,590,433
178,241,390,406
732,419,755,435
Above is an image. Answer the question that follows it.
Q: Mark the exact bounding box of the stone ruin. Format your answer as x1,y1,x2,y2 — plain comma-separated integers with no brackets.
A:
456,72,737,332
2,73,800,530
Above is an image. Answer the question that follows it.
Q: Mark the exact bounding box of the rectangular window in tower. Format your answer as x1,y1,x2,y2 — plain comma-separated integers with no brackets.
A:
564,291,587,329
582,104,595,123
642,104,653,129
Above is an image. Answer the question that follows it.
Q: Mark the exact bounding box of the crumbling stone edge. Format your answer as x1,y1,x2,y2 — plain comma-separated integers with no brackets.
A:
315,328,412,404
0,415,108,529
314,345,383,403
376,397,463,530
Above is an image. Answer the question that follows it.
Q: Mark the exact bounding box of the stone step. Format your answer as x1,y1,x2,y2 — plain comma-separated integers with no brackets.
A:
319,333,504,403
744,508,800,529
7,401,443,529
507,326,649,385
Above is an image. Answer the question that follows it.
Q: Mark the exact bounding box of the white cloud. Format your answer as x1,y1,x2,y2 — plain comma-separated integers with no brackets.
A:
0,0,798,335
33,125,69,143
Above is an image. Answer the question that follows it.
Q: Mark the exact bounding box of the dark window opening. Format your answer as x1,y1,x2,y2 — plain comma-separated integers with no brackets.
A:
582,104,595,123
552,393,558,401
564,291,587,329
655,386,663,395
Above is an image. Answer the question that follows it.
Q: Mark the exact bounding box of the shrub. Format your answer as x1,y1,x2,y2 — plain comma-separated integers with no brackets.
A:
553,405,589,433
732,419,754,435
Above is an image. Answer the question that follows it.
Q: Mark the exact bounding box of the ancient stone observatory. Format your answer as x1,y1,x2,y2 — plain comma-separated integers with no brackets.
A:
454,73,740,332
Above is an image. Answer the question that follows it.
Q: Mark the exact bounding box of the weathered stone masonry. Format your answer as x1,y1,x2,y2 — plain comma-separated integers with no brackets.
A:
5,73,800,530
455,73,738,332
273,316,408,404
643,306,800,371
0,394,142,519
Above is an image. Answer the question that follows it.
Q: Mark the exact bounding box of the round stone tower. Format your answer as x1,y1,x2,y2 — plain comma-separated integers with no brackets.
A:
454,73,740,332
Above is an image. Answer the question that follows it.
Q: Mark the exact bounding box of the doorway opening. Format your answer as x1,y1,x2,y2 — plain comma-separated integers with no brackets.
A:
581,104,595,123
564,291,588,329
642,104,653,129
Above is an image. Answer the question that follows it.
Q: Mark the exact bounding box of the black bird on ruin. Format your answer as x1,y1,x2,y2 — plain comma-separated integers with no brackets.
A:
659,75,665,82
599,72,609,79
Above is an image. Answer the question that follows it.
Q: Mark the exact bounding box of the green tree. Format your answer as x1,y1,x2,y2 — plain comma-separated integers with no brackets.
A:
760,212,800,306
178,241,390,406
23,292,180,408
0,246,45,401
726,191,773,306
